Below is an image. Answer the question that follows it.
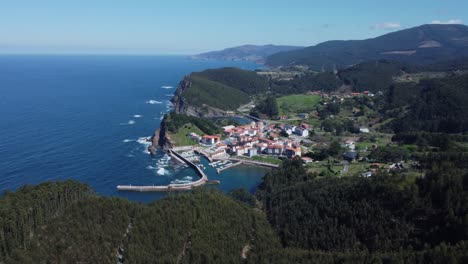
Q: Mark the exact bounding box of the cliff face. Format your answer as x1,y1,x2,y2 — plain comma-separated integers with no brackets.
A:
171,78,226,117
156,117,173,150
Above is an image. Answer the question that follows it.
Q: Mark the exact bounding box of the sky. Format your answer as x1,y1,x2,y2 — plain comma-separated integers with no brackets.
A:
0,0,467,54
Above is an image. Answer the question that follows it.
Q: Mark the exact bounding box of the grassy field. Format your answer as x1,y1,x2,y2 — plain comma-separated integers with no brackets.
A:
169,123,204,146
277,94,321,115
251,155,283,165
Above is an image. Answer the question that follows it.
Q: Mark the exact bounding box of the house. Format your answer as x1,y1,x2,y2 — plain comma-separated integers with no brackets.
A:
282,124,295,135
301,157,314,164
343,151,358,161
359,127,370,133
297,113,309,119
222,125,236,131
201,135,220,145
344,139,355,150
285,147,301,158
247,148,258,157
270,133,279,141
279,115,288,120
236,147,246,156
266,145,283,156
188,132,201,142
294,127,309,137
360,171,373,178
257,143,268,153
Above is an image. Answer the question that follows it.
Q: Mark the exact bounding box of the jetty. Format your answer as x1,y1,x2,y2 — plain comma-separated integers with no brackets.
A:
117,149,209,192
216,161,242,174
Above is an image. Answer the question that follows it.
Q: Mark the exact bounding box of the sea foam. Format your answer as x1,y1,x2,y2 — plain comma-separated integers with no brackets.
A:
146,100,162,104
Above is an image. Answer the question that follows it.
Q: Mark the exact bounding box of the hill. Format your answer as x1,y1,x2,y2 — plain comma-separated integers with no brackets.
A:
266,24,468,70
390,73,468,133
0,181,280,263
192,44,303,63
171,67,268,116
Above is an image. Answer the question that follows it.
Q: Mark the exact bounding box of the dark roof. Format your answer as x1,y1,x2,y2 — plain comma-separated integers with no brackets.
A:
343,151,358,160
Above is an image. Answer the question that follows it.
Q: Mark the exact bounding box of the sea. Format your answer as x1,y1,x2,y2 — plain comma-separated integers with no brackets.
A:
0,55,270,203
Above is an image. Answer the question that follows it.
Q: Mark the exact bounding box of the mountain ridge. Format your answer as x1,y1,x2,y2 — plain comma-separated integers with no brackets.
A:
192,44,303,63
266,24,468,70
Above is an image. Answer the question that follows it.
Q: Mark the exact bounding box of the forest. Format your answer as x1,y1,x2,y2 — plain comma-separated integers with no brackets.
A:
256,158,468,263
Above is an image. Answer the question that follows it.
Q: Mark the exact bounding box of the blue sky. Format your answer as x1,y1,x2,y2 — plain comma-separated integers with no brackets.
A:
0,0,466,54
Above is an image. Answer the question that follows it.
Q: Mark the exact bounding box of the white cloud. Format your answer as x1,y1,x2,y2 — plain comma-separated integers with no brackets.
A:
431,19,463,24
374,22,402,30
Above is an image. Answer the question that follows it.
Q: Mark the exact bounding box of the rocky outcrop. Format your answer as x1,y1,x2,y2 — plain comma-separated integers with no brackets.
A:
155,118,173,151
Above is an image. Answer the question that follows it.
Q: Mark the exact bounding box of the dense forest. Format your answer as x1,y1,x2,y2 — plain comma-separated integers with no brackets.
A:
391,74,468,133
256,158,468,263
1,155,468,263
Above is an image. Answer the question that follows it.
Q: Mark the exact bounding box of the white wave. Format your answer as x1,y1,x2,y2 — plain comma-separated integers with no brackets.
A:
146,165,156,170
157,167,168,175
137,137,152,146
161,85,174,89
160,116,164,120
128,120,136,125
122,139,133,143
146,100,163,104
133,114,143,118
170,176,194,184
165,94,173,97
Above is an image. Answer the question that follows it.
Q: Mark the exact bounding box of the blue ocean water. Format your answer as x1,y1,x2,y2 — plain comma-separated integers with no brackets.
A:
0,55,268,202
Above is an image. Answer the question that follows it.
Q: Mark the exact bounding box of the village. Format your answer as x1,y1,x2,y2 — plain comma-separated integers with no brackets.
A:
173,89,414,179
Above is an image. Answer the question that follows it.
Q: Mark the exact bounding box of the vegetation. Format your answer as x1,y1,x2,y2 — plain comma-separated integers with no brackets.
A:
192,67,269,95
0,181,137,263
0,180,90,261
176,67,269,111
0,183,281,264
271,71,342,94
256,158,468,262
390,74,468,133
184,75,250,110
277,94,321,115
251,96,279,118
125,190,280,263
163,112,221,136
266,24,468,70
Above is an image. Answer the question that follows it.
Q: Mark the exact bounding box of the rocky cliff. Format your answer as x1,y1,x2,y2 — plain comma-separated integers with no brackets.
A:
154,117,173,150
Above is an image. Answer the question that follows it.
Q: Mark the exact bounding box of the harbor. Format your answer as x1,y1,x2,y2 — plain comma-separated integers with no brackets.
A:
117,147,273,193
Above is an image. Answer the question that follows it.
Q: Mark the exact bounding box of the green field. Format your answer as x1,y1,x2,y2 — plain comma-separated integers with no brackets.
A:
169,123,204,146
277,94,321,115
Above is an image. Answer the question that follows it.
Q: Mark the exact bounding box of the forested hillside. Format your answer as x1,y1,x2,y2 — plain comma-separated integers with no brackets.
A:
256,158,468,262
266,24,468,70
192,67,269,95
0,182,281,264
124,190,280,263
390,74,468,133
173,67,269,111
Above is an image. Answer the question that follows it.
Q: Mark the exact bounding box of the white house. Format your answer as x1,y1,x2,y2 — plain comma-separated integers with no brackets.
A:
294,127,309,137
360,127,370,133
